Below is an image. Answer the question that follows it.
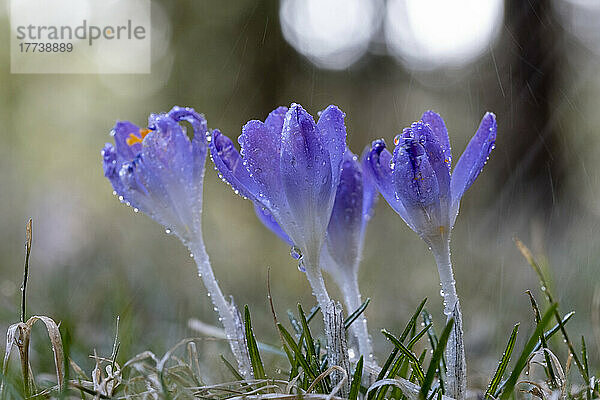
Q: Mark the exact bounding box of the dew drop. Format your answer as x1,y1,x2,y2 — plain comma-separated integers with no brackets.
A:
298,259,306,272
290,246,302,260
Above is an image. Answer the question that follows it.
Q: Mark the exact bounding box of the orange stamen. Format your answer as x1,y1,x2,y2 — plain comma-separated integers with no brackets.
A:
126,128,151,146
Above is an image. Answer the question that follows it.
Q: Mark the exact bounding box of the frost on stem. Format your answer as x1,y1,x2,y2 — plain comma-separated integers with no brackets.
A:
325,301,351,398
447,302,466,400
190,240,252,379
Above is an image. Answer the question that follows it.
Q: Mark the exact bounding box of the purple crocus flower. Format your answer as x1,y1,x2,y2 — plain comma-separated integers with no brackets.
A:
365,111,496,241
322,149,378,364
254,148,378,364
102,107,207,244
101,107,252,378
323,150,378,280
365,110,497,399
209,103,347,312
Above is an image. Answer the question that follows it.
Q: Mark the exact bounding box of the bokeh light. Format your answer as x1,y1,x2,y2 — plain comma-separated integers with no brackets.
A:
384,0,504,70
279,0,383,70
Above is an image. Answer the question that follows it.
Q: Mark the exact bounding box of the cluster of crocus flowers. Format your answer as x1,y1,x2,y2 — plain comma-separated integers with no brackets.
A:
102,106,252,377
365,110,497,399
101,103,497,395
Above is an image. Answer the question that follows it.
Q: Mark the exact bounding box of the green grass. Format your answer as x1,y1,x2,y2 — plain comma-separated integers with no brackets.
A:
0,229,596,399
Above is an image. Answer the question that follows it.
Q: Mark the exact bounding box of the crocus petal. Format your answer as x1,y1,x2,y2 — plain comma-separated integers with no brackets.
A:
450,112,497,220
421,110,451,160
239,120,284,210
117,158,183,235
168,106,209,205
264,106,288,135
254,204,293,246
325,150,363,270
118,160,154,211
316,105,347,192
209,129,260,202
112,121,140,159
102,144,122,187
280,104,333,249
392,134,441,232
411,121,451,225
360,147,378,234
364,139,412,227
167,106,209,167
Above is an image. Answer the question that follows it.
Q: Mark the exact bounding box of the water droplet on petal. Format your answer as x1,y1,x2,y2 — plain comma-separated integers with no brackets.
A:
298,259,306,272
290,246,302,260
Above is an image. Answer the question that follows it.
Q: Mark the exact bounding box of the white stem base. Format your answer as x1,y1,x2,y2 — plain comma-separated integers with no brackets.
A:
190,240,252,378
429,237,466,400
304,253,332,315
339,275,374,366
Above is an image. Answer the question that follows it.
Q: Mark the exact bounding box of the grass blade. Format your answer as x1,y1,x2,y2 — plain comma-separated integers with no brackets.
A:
421,318,454,400
407,322,433,350
287,310,302,335
485,323,519,398
220,355,244,381
367,299,427,400
499,303,556,400
348,356,364,400
526,291,556,386
307,305,320,324
382,330,425,385
582,336,591,400
515,238,588,383
244,305,266,379
298,303,321,380
401,299,428,342
344,298,371,330
277,323,317,380
532,311,575,352
423,309,445,392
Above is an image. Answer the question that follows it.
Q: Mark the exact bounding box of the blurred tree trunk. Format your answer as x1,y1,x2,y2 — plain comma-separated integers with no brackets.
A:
503,0,563,214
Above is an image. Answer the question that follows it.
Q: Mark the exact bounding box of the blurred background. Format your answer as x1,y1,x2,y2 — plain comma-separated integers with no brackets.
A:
1,0,600,387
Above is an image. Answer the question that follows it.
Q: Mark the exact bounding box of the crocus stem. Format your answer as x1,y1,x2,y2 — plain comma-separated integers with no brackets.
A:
324,301,351,398
429,236,466,400
304,252,332,314
339,275,374,365
189,239,252,378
